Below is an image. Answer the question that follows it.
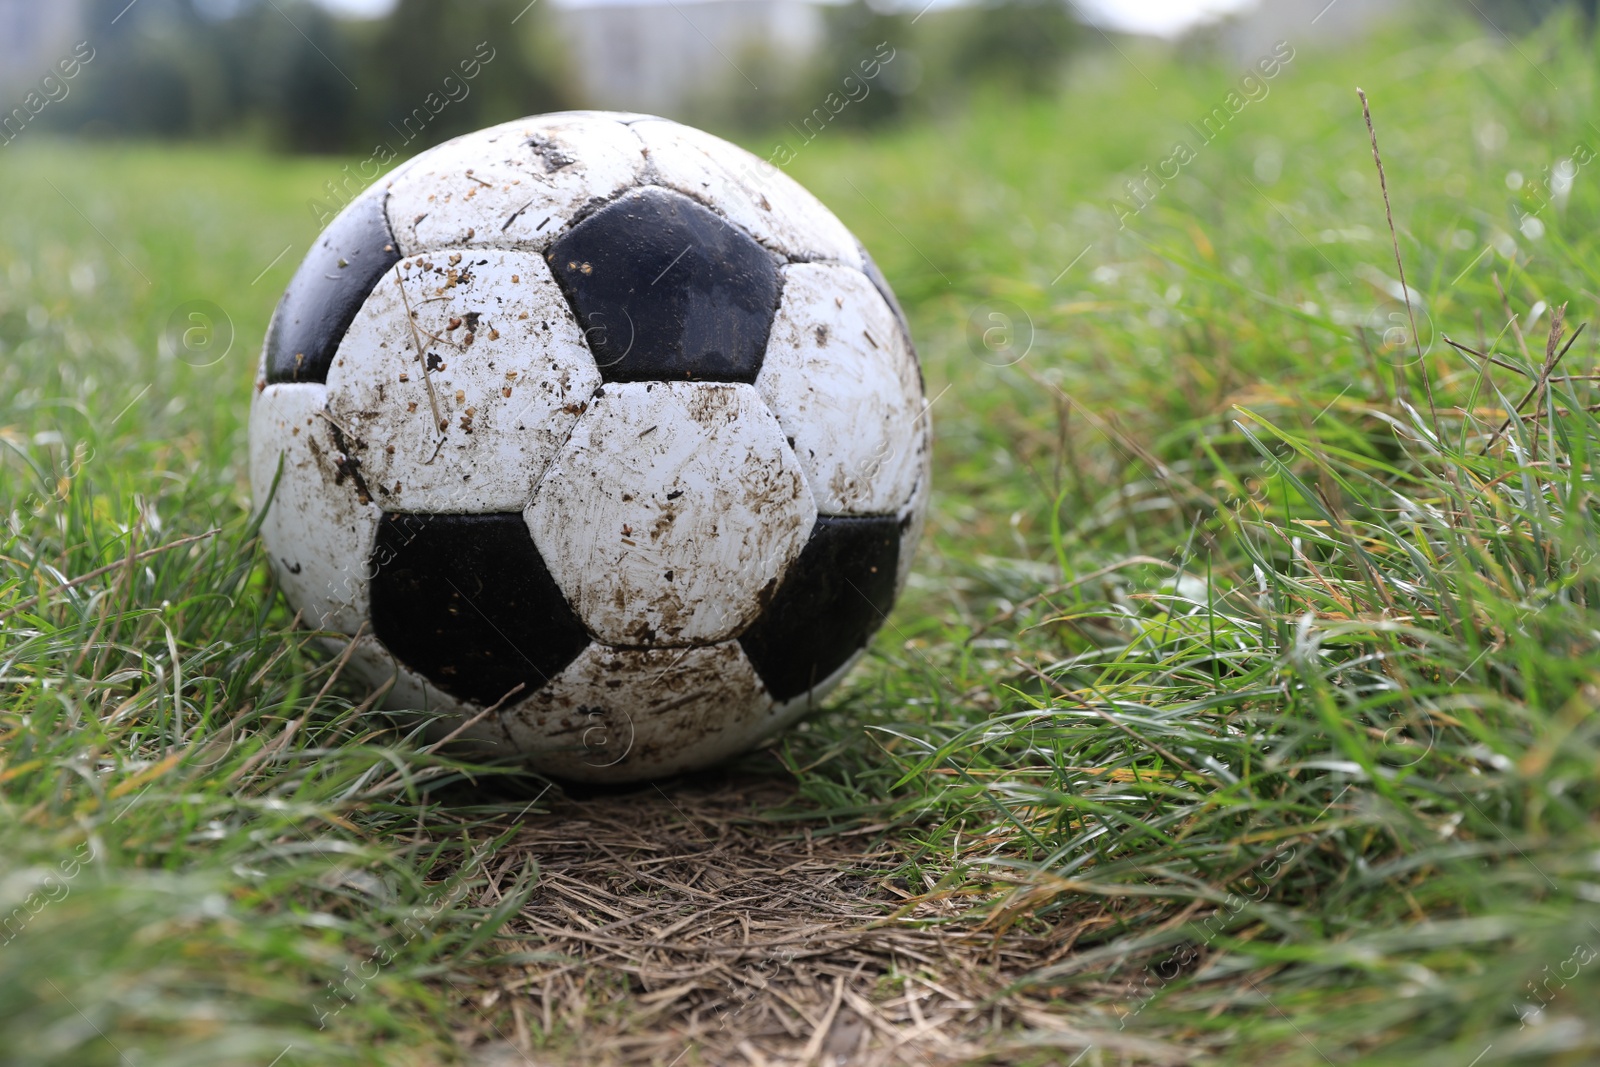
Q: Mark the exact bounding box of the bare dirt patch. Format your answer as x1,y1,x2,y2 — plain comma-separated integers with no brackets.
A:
449,770,1184,1067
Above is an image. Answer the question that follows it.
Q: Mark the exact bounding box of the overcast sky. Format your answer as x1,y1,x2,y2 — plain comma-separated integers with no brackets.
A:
312,0,1259,37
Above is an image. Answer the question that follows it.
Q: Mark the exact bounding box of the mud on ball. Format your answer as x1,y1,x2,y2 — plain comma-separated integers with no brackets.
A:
249,111,929,783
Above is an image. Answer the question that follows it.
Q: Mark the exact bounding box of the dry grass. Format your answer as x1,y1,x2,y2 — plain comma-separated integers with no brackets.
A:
450,772,1187,1067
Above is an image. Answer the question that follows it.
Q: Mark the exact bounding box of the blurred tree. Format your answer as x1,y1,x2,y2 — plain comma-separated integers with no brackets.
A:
809,2,918,128
1468,0,1595,31
64,0,569,152
947,0,1076,95
363,0,571,152
799,0,1077,134
72,0,209,138
71,0,359,148
61,0,1078,148
251,3,360,152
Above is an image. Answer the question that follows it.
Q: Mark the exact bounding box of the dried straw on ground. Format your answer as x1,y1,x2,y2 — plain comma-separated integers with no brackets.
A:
448,771,1190,1067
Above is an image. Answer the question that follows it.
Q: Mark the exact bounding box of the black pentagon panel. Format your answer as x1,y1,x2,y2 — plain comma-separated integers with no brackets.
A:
858,246,906,330
264,192,400,384
547,187,781,383
859,245,914,348
370,513,590,707
859,244,923,396
739,515,901,703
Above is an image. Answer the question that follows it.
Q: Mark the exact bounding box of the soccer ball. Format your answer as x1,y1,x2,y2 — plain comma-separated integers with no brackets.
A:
249,112,929,783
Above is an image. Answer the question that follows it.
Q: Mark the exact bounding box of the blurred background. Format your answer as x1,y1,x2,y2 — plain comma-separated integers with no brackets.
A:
3,0,1575,155
11,2,1600,1062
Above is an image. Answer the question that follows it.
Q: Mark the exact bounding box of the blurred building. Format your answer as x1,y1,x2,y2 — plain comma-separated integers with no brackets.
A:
1216,0,1403,62
0,0,86,96
552,0,825,113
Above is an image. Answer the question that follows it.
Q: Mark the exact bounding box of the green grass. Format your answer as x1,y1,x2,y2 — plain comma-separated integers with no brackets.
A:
6,9,1600,1064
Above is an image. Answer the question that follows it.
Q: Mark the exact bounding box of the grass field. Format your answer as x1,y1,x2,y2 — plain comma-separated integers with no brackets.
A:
6,9,1600,1065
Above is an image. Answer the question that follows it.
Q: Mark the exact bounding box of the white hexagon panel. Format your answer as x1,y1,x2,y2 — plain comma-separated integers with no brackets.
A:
526,381,816,646
323,251,599,513
501,641,781,782
248,382,378,636
340,633,513,755
385,113,645,255
757,262,926,516
632,117,862,268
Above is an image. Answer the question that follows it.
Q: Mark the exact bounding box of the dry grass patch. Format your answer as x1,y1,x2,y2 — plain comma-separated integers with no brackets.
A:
451,771,1183,1067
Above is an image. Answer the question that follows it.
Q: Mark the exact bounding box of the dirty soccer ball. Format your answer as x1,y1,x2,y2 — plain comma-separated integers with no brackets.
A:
248,112,930,783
